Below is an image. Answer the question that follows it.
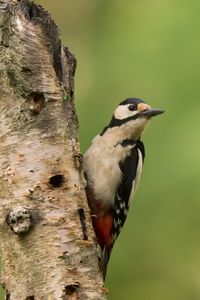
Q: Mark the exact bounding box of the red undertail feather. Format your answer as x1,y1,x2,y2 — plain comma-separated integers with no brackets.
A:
86,186,113,279
93,214,113,280
92,214,113,249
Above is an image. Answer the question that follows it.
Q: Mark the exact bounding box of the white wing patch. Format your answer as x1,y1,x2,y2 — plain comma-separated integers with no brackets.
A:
128,148,143,206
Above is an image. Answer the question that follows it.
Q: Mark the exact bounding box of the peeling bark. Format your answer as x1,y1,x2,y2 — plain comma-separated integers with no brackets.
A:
0,0,106,299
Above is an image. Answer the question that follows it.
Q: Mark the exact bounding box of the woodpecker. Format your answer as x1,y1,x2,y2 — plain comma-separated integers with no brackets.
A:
83,98,164,279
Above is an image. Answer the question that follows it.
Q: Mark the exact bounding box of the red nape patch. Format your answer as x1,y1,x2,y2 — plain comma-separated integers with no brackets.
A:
92,214,113,249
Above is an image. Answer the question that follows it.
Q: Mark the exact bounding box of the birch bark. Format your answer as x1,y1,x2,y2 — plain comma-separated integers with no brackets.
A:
0,1,106,299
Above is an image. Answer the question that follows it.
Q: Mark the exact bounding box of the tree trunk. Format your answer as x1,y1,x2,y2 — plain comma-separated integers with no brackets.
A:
0,0,106,299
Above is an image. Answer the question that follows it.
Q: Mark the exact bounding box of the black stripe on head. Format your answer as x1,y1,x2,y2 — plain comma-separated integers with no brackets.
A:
100,112,141,136
119,98,146,106
100,115,137,135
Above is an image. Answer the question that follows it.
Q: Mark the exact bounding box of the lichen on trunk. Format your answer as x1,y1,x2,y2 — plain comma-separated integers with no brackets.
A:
0,0,106,299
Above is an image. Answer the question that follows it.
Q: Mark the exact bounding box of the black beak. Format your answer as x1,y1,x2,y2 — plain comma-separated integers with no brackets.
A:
140,109,165,118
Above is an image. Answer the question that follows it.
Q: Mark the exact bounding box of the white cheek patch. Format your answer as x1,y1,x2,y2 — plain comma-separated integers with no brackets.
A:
114,104,138,120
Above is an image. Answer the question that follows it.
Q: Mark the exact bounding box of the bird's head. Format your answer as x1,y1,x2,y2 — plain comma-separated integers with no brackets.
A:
101,98,164,140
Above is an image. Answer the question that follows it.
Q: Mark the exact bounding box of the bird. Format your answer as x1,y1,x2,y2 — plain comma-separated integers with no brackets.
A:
83,98,164,280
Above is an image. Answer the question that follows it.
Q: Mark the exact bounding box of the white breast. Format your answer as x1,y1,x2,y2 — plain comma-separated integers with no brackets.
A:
83,127,137,208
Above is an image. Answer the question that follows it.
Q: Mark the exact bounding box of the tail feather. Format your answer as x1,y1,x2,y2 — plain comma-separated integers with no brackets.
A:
101,246,112,280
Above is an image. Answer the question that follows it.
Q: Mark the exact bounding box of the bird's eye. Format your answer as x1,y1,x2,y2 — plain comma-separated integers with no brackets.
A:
128,105,136,111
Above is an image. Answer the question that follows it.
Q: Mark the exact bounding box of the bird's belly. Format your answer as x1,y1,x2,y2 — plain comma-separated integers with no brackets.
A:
85,145,131,208
91,155,122,207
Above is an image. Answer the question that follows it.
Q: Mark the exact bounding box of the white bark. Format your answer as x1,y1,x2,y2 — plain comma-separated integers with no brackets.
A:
0,0,106,299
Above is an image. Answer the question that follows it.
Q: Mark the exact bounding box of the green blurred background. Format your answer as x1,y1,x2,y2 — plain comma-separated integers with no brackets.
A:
1,0,200,299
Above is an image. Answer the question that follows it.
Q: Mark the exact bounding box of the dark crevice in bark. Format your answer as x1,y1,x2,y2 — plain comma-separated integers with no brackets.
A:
6,291,10,300
49,174,65,188
26,296,35,300
22,67,32,74
63,47,77,98
64,282,79,295
27,92,45,115
78,208,88,240
25,1,39,19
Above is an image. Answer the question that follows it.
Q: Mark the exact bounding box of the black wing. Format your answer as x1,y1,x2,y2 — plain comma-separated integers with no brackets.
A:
112,140,144,241
101,139,145,279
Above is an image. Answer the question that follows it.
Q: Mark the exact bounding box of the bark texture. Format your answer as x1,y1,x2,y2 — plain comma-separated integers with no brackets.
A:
0,0,106,299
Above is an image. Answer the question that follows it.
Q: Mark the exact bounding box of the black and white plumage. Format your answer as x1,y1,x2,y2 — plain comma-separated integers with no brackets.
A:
83,98,164,279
